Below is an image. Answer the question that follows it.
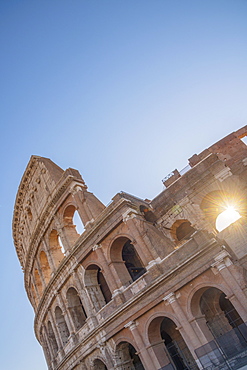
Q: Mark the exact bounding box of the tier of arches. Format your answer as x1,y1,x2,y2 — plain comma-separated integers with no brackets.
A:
40,282,247,369
41,286,88,359
31,233,148,309
30,186,245,308
30,203,85,305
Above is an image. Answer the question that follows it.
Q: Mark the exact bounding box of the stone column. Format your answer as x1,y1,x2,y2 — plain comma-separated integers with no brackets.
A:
123,209,158,266
47,311,64,356
163,292,203,367
53,215,71,254
42,325,57,368
71,185,91,226
70,183,105,228
125,321,155,370
212,251,247,322
189,315,215,345
146,340,170,369
93,244,118,293
42,238,56,272
74,268,98,328
56,292,78,343
97,340,115,370
108,259,131,289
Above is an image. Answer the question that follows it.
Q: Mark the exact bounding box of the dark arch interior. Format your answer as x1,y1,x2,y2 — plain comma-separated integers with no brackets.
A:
160,318,195,370
176,221,195,241
122,240,146,281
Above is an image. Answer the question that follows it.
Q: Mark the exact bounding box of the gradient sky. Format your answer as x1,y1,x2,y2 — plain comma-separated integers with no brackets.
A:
1,1,247,369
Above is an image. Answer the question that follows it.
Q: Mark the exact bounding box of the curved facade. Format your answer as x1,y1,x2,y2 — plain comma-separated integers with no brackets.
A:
13,127,247,370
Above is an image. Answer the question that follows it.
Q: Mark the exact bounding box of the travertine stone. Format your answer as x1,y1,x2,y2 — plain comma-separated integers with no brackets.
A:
13,127,247,370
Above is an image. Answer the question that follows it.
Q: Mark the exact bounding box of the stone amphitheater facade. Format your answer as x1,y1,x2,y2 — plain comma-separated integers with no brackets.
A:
13,127,247,370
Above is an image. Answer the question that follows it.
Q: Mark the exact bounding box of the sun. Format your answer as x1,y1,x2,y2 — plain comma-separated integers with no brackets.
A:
216,205,241,232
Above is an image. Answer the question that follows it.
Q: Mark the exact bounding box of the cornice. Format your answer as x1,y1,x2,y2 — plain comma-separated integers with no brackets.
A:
13,157,40,267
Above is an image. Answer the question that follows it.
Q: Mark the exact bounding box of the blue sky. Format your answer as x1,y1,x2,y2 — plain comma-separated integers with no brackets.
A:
1,1,247,369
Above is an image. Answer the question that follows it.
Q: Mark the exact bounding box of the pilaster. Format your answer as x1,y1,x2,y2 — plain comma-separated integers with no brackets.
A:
163,292,203,366
124,320,155,369
212,250,247,322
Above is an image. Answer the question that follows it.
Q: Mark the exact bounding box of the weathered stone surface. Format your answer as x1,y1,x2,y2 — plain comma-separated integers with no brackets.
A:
13,127,247,369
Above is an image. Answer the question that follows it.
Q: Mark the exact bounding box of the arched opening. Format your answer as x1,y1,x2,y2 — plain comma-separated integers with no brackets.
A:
201,191,242,232
47,321,58,356
98,269,112,303
110,237,146,286
93,359,108,370
122,240,147,282
73,210,84,234
66,287,87,331
199,287,247,360
58,236,65,254
171,219,196,242
148,316,198,370
34,268,43,296
161,318,197,369
39,251,52,284
55,306,70,346
84,264,111,311
63,205,81,245
115,342,144,369
139,205,157,223
49,229,65,267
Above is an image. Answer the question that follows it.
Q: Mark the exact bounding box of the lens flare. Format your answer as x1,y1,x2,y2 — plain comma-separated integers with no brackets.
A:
216,205,241,232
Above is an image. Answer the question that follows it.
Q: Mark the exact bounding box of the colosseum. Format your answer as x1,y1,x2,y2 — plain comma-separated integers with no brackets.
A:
13,127,247,370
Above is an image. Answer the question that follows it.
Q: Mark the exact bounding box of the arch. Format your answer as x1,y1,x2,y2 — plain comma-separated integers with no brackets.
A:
170,219,196,242
73,209,84,234
110,237,146,285
55,306,70,346
144,310,181,345
92,358,108,370
66,287,87,331
63,204,81,244
122,240,147,281
47,320,58,355
200,287,246,337
39,251,52,284
200,190,242,231
84,264,111,311
115,341,144,370
34,268,43,296
49,229,65,268
189,283,232,319
110,235,131,261
190,286,247,365
147,316,198,370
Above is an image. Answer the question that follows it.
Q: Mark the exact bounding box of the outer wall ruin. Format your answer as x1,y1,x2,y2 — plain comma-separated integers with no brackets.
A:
13,126,247,370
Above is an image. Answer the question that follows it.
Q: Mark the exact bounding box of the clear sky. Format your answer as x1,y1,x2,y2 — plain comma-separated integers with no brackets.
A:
1,1,247,369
